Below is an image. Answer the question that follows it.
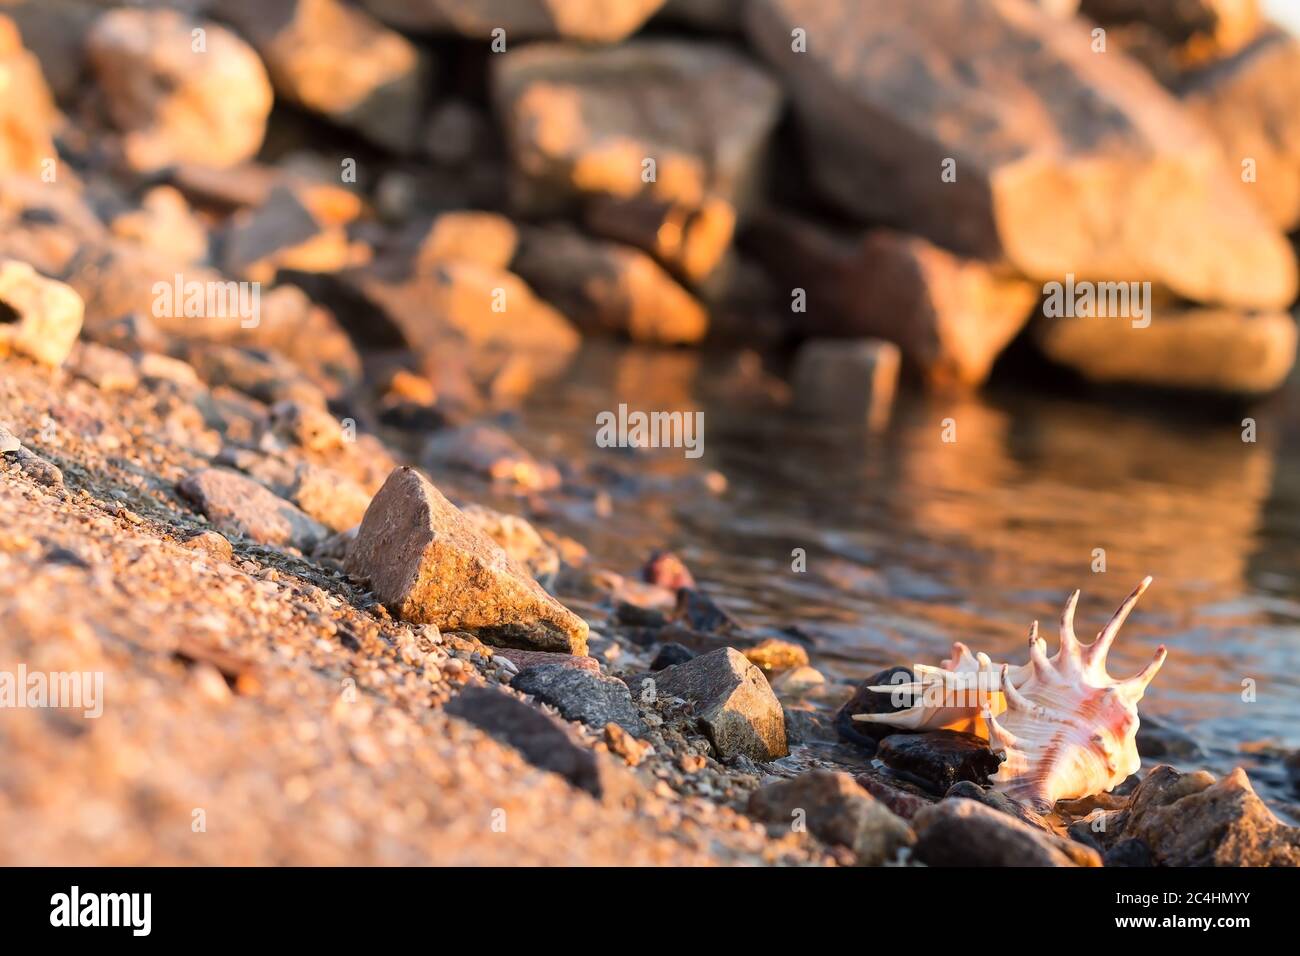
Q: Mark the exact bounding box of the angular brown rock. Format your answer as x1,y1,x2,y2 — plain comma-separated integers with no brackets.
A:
912,797,1101,867
346,466,589,654
178,467,330,552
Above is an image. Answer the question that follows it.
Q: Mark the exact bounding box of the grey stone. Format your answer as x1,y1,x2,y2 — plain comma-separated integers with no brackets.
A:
512,662,643,734
913,798,1100,867
178,467,329,551
652,646,787,762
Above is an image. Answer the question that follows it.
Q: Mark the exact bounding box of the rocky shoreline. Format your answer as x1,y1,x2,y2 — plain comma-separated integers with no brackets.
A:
2,0,1299,866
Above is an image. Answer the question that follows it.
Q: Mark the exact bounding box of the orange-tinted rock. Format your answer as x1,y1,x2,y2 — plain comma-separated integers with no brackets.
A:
745,0,1296,311
360,0,667,42
0,15,58,177
86,8,272,172
1180,29,1300,231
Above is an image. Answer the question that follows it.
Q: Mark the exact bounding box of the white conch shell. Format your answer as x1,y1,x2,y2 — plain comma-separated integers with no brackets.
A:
853,578,1167,810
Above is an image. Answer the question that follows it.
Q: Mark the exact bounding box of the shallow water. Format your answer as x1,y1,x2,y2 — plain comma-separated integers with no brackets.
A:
521,343,1300,814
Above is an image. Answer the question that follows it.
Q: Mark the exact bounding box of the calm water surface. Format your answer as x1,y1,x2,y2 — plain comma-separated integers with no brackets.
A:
519,344,1300,813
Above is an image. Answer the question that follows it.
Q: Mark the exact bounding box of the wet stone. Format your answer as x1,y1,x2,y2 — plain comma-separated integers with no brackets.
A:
877,730,1002,794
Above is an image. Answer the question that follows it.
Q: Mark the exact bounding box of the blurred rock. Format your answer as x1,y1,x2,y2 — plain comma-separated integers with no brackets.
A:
1180,29,1300,231
66,341,139,392
791,338,900,429
222,186,357,283
658,0,745,31
642,550,695,591
300,257,579,399
178,467,329,551
650,642,695,670
0,14,58,177
287,463,371,533
0,260,84,367
752,217,1037,387
110,186,209,266
217,0,426,153
493,40,780,219
584,194,736,287
0,178,107,276
1135,712,1206,759
360,0,667,42
514,226,708,345
461,503,560,588
1,0,99,104
512,662,644,734
86,8,272,172
745,0,1297,311
1035,308,1297,395
346,466,589,653
912,797,1099,866
425,423,561,492
1081,0,1262,58
652,646,788,762
1118,764,1300,866
748,770,915,865
422,99,491,167
408,211,518,271
877,731,1002,793
742,637,810,675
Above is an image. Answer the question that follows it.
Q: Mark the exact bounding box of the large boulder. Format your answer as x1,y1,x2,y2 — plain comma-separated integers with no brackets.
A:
1179,29,1300,232
216,0,426,153
346,466,589,654
86,8,273,172
744,0,1296,311
1035,308,1297,395
492,40,781,220
359,0,667,42
750,216,1037,387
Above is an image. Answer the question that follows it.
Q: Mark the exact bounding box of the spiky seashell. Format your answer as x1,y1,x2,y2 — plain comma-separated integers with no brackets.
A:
853,578,1167,810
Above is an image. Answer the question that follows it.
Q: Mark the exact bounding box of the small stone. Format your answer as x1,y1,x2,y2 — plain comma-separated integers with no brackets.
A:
650,642,695,670
345,466,588,654
913,798,1101,867
748,770,915,865
182,530,234,561
1135,712,1205,760
877,731,1002,793
854,771,936,821
412,211,518,271
604,722,653,766
653,647,788,762
490,648,600,676
742,637,810,675
1104,838,1155,868
791,338,900,430
642,550,696,590
289,463,372,534
445,686,626,800
944,780,1049,831
66,342,139,392
178,467,329,551
771,665,826,695
0,259,84,367
512,662,643,734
